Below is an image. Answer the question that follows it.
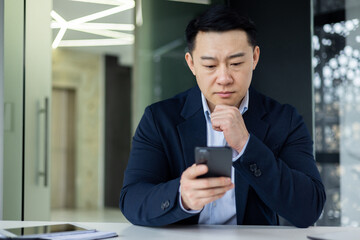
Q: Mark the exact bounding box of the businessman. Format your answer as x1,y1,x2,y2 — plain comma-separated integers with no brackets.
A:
120,5,326,227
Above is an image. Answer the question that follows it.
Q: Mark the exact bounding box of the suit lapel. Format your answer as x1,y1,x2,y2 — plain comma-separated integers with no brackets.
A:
235,87,270,224
243,88,269,142
177,87,206,168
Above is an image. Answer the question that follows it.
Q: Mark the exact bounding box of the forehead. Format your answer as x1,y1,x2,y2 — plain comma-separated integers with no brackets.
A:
193,30,252,55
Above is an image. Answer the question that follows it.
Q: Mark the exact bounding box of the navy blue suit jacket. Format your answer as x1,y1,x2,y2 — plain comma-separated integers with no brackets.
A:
120,86,325,227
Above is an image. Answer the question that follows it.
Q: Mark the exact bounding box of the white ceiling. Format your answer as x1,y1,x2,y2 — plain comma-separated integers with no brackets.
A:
52,0,134,66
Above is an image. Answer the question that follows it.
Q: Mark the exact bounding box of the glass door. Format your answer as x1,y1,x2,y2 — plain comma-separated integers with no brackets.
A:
23,0,52,220
3,0,26,220
49,0,134,221
3,0,53,221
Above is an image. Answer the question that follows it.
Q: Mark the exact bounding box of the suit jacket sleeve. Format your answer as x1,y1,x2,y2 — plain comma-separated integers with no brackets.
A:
233,106,326,228
119,106,195,226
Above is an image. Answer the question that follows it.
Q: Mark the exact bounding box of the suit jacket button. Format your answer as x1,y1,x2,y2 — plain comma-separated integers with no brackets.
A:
254,169,262,177
250,163,257,172
161,200,170,210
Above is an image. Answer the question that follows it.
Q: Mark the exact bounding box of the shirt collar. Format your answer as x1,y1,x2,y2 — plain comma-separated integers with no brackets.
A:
201,90,249,121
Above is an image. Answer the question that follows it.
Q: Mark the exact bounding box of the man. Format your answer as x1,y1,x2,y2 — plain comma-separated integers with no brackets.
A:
119,5,325,227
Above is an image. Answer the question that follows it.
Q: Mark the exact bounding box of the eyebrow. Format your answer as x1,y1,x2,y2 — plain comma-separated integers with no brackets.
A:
200,52,246,61
200,56,216,60
228,52,246,59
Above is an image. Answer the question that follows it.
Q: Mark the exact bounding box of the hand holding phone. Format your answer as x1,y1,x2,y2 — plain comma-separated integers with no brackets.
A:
180,148,234,210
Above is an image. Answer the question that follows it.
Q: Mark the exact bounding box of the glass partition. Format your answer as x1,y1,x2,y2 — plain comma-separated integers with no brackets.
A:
313,0,360,226
49,0,222,222
49,0,134,221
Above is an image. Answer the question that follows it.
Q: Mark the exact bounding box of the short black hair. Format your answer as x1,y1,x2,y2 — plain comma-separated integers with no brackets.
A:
185,5,257,53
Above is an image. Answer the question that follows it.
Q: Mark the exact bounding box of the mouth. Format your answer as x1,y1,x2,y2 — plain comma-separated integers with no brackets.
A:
215,91,235,98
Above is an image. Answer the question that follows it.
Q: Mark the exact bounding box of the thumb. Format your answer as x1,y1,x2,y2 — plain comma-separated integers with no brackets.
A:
183,164,208,179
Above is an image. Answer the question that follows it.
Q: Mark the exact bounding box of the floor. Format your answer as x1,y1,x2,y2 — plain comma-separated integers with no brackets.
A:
51,207,129,223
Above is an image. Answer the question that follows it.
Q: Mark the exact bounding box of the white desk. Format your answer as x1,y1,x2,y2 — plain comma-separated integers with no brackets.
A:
0,221,359,240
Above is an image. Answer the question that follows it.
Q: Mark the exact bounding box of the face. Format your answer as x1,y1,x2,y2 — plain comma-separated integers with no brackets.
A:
185,30,260,112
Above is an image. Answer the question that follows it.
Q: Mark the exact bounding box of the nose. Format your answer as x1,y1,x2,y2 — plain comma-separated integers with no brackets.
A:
216,65,233,85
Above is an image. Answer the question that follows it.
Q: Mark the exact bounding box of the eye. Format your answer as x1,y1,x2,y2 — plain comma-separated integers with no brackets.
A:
204,65,216,69
231,62,243,66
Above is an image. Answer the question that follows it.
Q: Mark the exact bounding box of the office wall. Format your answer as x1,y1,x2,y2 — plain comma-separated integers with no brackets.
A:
133,0,313,137
132,0,223,132
229,0,314,136
0,0,4,220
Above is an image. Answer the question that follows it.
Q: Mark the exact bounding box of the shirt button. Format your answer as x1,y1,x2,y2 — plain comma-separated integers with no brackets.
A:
213,202,216,207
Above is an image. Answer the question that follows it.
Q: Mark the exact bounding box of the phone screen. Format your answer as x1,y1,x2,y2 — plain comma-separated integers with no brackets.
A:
3,224,88,236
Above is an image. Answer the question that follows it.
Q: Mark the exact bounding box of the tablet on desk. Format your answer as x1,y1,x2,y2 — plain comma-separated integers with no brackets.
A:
0,223,94,238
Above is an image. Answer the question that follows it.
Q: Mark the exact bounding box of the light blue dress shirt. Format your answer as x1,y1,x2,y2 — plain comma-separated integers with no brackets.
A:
179,91,249,225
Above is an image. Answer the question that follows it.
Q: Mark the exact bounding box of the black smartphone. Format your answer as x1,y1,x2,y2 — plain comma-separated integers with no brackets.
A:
195,146,232,178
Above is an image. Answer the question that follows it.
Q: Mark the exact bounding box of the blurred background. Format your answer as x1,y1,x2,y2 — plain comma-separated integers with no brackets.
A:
1,0,360,226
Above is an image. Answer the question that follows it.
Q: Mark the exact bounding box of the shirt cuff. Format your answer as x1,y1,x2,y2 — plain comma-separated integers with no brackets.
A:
232,134,250,161
178,185,202,214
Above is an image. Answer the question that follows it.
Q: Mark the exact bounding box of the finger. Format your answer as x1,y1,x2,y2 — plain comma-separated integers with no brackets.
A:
210,115,224,129
182,185,233,210
182,192,227,211
213,104,237,113
211,111,235,122
211,118,225,132
213,104,228,111
189,193,227,209
191,184,234,206
182,164,208,179
189,178,233,193
196,177,232,189
212,126,223,132
211,110,237,120
195,183,234,198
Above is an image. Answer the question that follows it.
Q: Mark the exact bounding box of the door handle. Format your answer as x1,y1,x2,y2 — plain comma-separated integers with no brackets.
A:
38,97,49,187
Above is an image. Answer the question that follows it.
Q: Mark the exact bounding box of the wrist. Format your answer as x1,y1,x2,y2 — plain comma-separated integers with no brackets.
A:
235,132,250,153
181,197,191,210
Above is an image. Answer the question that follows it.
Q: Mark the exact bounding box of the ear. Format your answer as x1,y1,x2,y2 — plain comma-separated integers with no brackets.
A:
252,46,260,70
185,52,196,76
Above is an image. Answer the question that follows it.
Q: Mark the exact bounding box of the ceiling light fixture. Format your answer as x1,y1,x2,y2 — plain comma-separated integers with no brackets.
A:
51,22,135,31
168,0,210,4
51,11,68,48
71,0,134,6
75,29,134,39
58,38,133,47
69,4,134,25
51,0,135,48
